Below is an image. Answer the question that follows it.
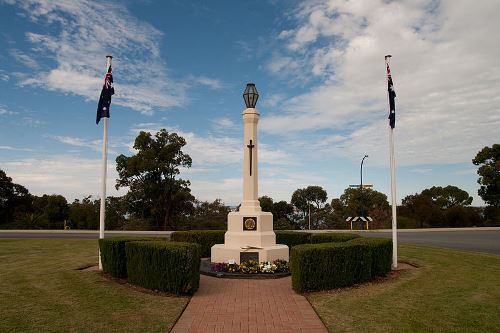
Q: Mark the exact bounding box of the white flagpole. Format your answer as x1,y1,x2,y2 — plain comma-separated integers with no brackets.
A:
98,55,112,270
386,55,398,269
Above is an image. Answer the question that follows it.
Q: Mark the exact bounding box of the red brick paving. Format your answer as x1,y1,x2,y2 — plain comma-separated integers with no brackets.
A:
171,275,328,333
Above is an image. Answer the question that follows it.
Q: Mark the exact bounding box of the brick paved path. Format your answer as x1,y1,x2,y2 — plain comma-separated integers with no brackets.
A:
171,275,328,333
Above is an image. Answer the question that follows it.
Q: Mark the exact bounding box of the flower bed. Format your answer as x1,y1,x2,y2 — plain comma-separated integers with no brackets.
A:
211,259,289,274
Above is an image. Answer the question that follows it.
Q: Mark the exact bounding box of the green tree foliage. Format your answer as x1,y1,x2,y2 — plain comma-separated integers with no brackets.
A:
258,196,296,229
68,196,98,229
0,169,32,226
258,196,274,213
400,185,482,228
421,186,473,209
115,129,194,230
290,186,328,229
473,144,500,207
400,193,444,228
32,195,69,229
291,186,327,215
183,199,230,230
330,188,391,228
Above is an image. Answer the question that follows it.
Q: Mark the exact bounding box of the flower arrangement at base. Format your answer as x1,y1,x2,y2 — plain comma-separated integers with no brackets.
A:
211,259,290,274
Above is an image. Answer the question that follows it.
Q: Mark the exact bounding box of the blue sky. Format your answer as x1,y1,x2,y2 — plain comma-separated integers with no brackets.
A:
0,0,498,206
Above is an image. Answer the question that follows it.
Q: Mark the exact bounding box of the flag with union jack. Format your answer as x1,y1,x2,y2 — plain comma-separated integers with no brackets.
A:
96,66,114,124
387,63,396,128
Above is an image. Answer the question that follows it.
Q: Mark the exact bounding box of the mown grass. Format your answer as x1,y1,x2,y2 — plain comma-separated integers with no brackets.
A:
308,245,500,333
0,239,188,333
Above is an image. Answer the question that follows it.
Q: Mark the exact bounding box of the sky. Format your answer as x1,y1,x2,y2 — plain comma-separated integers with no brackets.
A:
0,0,498,207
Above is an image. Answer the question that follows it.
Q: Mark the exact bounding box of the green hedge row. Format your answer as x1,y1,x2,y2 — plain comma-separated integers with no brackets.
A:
125,241,201,295
348,237,392,276
170,230,360,258
98,237,158,278
275,231,311,249
310,232,360,244
290,238,392,292
170,230,225,257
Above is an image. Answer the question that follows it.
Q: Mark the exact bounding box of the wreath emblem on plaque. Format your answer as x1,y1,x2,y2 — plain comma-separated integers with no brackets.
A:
243,217,257,231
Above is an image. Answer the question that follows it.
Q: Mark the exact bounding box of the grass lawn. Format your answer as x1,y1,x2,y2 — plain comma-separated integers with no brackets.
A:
0,239,188,333
308,245,500,333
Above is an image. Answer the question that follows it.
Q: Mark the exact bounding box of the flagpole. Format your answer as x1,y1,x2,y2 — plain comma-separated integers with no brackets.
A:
386,55,398,269
98,55,112,270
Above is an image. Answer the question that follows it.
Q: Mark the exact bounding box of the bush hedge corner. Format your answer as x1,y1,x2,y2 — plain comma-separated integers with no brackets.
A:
310,232,360,244
125,241,201,295
348,237,392,276
290,237,392,292
170,230,225,257
275,231,311,249
98,237,159,278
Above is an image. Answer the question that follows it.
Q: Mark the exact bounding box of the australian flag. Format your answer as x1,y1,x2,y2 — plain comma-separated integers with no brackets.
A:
96,66,114,124
387,64,396,128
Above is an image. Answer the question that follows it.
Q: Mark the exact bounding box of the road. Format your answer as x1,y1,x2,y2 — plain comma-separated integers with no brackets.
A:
1,228,499,255
356,229,500,255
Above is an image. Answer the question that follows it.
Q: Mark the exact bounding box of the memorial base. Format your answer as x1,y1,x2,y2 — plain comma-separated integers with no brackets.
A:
211,244,289,264
211,210,289,264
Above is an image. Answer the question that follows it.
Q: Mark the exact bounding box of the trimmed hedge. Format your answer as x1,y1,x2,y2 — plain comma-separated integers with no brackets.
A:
275,231,311,249
98,237,159,278
125,241,201,295
348,237,392,276
290,238,392,292
310,232,360,244
170,230,225,257
169,230,360,258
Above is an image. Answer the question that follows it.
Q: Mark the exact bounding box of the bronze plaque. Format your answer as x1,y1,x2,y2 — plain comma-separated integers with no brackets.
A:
243,216,257,231
240,252,259,263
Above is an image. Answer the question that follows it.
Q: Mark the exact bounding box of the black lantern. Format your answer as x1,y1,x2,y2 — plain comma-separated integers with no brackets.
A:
243,83,259,108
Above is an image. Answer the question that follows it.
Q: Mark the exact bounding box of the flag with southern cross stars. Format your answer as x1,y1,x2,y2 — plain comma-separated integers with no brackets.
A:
387,63,396,128
96,66,114,124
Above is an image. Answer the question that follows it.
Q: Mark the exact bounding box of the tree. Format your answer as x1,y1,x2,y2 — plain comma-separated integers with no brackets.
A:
184,199,230,230
336,188,390,217
115,129,194,230
258,196,274,213
273,200,294,222
473,144,500,207
291,186,328,229
421,186,473,209
68,196,98,229
33,194,69,229
400,193,444,228
291,186,328,215
0,169,32,226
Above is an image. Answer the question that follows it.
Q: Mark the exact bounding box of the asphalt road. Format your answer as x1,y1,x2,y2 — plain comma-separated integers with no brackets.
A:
356,230,500,255
1,229,499,255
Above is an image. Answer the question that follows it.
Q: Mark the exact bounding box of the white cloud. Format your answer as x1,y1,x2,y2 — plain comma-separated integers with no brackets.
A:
0,69,9,81
263,0,500,167
6,0,187,114
1,155,125,200
0,145,33,152
211,117,237,131
190,76,225,90
9,49,39,69
0,105,18,115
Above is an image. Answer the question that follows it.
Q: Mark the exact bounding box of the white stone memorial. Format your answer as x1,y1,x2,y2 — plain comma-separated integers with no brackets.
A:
211,83,289,264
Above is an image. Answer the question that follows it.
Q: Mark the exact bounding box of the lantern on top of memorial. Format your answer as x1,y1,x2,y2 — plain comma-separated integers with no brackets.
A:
243,83,259,108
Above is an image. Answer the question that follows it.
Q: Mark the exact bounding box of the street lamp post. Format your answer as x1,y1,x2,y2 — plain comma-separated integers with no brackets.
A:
360,155,368,189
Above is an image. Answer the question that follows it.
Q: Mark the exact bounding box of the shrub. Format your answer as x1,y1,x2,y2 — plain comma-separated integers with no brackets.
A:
275,231,311,249
290,237,392,292
291,242,372,292
348,237,392,276
98,237,159,278
125,241,201,295
170,230,225,257
310,232,360,244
